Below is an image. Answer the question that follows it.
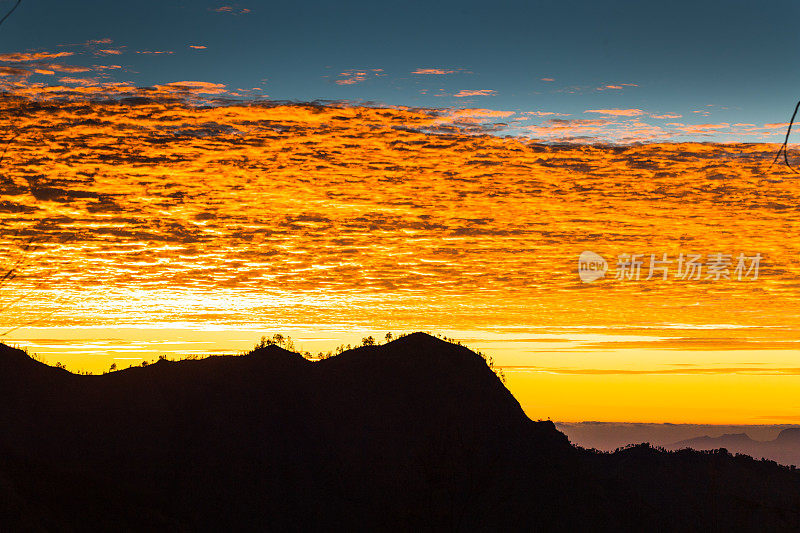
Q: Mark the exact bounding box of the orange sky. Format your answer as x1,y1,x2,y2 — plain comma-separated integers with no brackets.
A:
0,94,799,424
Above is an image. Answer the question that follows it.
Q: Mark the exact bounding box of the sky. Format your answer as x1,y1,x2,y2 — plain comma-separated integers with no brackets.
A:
0,0,798,143
0,0,800,425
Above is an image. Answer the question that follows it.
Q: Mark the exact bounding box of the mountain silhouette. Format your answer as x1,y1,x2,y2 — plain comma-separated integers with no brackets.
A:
673,428,800,467
1,332,799,531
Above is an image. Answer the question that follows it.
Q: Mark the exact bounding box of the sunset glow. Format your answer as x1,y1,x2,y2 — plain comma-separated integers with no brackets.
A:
0,92,796,423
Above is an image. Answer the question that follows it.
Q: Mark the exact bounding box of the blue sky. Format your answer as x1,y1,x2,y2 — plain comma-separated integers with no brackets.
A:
0,0,798,142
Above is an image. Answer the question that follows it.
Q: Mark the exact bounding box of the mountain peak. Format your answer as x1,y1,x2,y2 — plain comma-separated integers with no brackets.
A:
245,343,309,367
385,332,476,358
391,331,441,343
248,343,304,357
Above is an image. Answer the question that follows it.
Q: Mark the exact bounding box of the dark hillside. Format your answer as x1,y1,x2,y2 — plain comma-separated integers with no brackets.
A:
0,333,798,531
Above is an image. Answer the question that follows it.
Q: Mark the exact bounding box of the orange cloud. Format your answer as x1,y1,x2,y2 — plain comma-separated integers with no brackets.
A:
189,45,207,50
334,69,383,86
0,48,128,82
523,111,570,117
152,81,228,95
454,89,496,97
541,78,555,82
412,68,459,75
444,109,514,119
678,123,730,133
596,83,638,91
585,109,645,117
47,64,93,73
524,116,673,143
336,73,365,85
0,66,30,77
58,77,96,86
0,51,73,62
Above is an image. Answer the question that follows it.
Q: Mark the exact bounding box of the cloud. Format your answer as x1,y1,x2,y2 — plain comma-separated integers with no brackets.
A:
0,93,793,344
501,366,800,376
444,109,514,119
0,75,788,145
58,77,97,86
585,109,646,117
678,123,730,133
152,81,228,95
523,111,571,117
596,83,638,91
541,78,554,82
0,51,73,62
47,64,93,73
524,116,671,143
0,66,31,77
543,118,613,127
0,61,99,79
0,41,129,81
412,68,459,75
335,72,366,85
454,89,496,97
334,69,383,86
189,45,207,50
212,5,251,14
136,51,174,55
421,108,517,134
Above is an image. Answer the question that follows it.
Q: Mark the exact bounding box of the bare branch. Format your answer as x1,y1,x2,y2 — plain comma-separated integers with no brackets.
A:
0,0,21,29
769,99,800,174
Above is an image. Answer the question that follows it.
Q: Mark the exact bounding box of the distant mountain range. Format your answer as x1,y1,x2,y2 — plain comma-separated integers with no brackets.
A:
1,332,799,531
670,429,800,466
556,421,800,461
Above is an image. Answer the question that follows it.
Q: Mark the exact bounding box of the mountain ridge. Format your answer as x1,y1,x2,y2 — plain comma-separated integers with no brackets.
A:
672,427,800,466
0,333,799,531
